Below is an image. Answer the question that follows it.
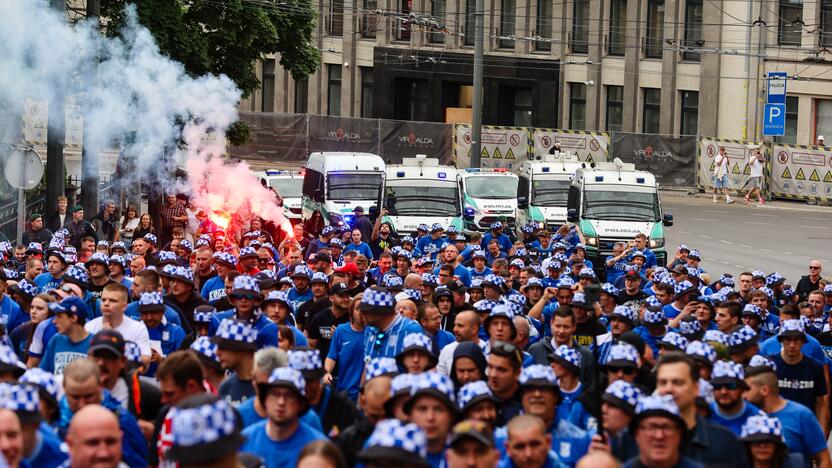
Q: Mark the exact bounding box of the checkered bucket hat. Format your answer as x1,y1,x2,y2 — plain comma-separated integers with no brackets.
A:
457,381,497,412
603,380,643,415
212,319,257,351
166,396,244,464
358,419,429,466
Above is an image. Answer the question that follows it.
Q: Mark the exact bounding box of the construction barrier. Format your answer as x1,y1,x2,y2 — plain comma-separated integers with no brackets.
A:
531,129,609,163
453,125,531,170
612,133,697,188
770,143,832,202
696,137,768,196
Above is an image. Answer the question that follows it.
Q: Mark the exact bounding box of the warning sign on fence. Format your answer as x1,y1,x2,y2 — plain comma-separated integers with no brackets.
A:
697,137,765,195
770,144,832,201
453,125,530,169
531,129,609,163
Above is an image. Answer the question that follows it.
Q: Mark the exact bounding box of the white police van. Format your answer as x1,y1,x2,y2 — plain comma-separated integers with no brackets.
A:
301,152,385,231
381,155,464,236
255,169,304,223
458,168,519,232
515,152,585,232
566,158,673,270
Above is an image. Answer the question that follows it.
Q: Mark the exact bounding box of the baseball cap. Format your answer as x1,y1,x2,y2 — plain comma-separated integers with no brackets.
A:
89,330,126,358
450,420,495,449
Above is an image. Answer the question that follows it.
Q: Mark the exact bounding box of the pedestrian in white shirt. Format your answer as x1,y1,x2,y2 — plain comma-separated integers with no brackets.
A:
744,148,766,206
713,146,734,204
84,282,151,368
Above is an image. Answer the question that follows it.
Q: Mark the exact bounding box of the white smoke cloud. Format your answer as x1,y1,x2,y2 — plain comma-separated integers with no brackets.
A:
0,0,290,230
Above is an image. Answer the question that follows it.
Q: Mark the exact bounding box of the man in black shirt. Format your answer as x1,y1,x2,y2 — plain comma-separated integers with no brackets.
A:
572,292,607,348
297,272,332,331
795,260,823,302
617,269,648,305
307,282,352,357
289,347,359,438
85,253,116,301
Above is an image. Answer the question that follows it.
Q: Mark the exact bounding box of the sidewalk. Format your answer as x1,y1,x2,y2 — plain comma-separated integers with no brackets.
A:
660,189,832,213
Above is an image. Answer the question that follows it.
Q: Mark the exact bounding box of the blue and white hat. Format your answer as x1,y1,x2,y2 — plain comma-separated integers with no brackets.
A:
549,345,581,374
578,267,596,280
0,382,40,421
778,319,806,341
421,273,438,287
543,258,562,271
19,368,59,406
288,348,324,379
322,226,337,236
358,419,429,466
108,254,127,270
388,373,418,405
458,381,497,413
728,325,759,353
604,343,640,369
556,276,575,289
230,274,260,297
415,223,429,233
685,341,716,365
632,394,686,431
360,286,396,314
1,269,19,281
86,252,110,267
169,266,195,286
645,295,662,308
571,292,592,309
758,286,774,301
523,277,544,290
238,246,258,260
505,292,526,308
484,304,517,339
180,239,193,252
63,265,89,287
193,305,216,324
382,275,404,289
124,341,142,364
703,329,728,347
310,272,329,285
365,357,399,382
644,309,667,325
261,290,290,307
711,360,746,386
214,252,238,268
158,250,178,266
328,238,343,248
138,291,165,312
742,304,763,319
190,337,221,370
471,249,486,260
601,283,620,297
11,279,37,300
489,221,503,230
196,238,211,249
765,272,785,287
659,332,689,352
143,233,158,245
212,319,257,351
482,274,505,290
405,371,457,415
473,299,498,314
400,235,415,246
678,319,702,338
746,354,777,374
823,284,832,296
430,223,444,232
673,280,697,299
26,242,43,254
110,241,127,252
611,305,638,324
159,264,177,279
687,249,701,260
402,288,422,302
519,364,559,389
260,367,307,407
396,333,436,363
47,237,65,253
602,380,643,415
740,415,787,445
717,275,735,287
166,396,244,464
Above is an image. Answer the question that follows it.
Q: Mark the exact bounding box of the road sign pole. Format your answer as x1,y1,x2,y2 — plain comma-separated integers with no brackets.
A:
16,189,25,245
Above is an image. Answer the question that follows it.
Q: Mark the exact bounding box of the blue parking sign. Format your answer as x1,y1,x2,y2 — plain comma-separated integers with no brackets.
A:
763,104,786,136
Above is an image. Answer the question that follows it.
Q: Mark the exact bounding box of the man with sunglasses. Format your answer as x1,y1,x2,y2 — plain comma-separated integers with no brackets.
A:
796,260,823,302
706,361,761,436
210,276,278,349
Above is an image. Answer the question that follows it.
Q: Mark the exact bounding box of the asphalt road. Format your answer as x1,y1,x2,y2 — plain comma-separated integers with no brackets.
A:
661,193,832,284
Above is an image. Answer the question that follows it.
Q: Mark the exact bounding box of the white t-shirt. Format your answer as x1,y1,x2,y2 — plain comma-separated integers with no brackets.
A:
714,153,729,177
85,316,151,357
748,154,764,177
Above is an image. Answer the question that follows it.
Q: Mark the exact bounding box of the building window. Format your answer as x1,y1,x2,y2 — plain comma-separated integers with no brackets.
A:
680,90,699,135
514,89,533,126
642,88,661,133
395,0,413,42
682,0,703,61
294,79,308,114
535,0,552,51
776,96,799,143
572,0,589,54
361,0,378,38
645,0,665,58
500,0,516,49
822,0,832,47
608,0,626,56
429,0,446,43
327,0,344,36
261,59,275,113
606,86,623,132
464,0,476,46
570,83,587,130
327,64,342,116
361,67,374,118
779,0,803,46
394,79,430,121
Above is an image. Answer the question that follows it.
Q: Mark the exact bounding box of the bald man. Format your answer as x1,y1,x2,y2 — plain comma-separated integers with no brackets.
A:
437,310,485,375
66,405,122,468
0,409,24,468
336,376,392,467
576,451,620,468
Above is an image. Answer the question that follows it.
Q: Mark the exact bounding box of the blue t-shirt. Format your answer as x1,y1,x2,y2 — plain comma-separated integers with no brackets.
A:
287,288,314,315
201,275,227,303
327,323,365,401
39,333,92,375
236,398,323,432
481,232,513,253
759,334,829,365
558,383,596,432
218,374,254,408
26,424,67,468
468,266,493,279
495,419,590,468
343,242,373,260
0,295,25,335
145,322,186,377
241,420,327,468
707,401,763,436
433,264,472,287
124,302,182,328
605,257,628,284
363,315,423,361
415,236,445,260
634,326,664,358
33,272,63,293
770,400,828,462
28,318,58,359
662,303,684,320
209,311,282,349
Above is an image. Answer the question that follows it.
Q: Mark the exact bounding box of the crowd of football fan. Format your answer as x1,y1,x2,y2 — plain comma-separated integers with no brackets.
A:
0,198,830,468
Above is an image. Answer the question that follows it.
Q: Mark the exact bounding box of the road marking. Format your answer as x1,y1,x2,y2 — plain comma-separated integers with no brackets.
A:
734,264,744,268
698,210,724,214
720,240,734,244
744,221,773,225
761,248,773,252
706,257,715,261
800,255,811,259
750,213,778,218
804,217,830,221
740,244,753,248
721,261,730,265
781,252,792,255
691,218,710,221
701,235,713,239
799,225,827,229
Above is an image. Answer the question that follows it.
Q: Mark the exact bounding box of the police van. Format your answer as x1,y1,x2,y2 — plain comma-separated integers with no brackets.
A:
458,168,519,232
254,169,304,223
381,155,463,236
515,152,585,233
301,152,385,231
566,158,674,270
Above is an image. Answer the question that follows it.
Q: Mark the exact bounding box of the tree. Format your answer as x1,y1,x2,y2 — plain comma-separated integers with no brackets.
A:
99,0,320,143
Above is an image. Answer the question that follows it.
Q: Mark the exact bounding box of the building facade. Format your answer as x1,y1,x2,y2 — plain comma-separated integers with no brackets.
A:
240,0,832,144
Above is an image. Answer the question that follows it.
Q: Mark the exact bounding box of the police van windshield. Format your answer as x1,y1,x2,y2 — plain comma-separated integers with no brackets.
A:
465,176,518,199
583,189,660,221
385,183,460,217
531,178,570,206
268,178,303,198
327,173,382,200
